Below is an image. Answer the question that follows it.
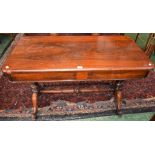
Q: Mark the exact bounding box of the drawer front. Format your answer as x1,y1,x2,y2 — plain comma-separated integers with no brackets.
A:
11,71,76,81
88,70,148,80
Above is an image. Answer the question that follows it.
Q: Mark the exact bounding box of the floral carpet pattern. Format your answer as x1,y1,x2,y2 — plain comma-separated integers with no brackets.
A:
0,71,155,119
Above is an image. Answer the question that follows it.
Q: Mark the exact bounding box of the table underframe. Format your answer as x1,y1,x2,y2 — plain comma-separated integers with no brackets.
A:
31,80,123,120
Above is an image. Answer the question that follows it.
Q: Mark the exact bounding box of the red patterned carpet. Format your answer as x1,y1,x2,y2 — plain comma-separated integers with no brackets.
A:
0,71,155,117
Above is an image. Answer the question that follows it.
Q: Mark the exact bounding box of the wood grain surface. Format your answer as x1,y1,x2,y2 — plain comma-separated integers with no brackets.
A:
2,35,154,82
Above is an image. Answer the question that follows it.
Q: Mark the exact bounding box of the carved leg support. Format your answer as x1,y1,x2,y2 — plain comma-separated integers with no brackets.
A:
31,83,39,120
114,81,123,115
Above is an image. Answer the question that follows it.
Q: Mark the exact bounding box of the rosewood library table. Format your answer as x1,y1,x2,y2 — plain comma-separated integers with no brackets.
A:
2,35,154,120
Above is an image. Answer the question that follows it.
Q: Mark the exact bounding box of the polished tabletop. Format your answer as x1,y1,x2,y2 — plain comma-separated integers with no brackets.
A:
2,35,154,82
2,35,154,72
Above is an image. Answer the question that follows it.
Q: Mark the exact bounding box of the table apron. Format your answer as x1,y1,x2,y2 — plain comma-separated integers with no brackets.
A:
7,70,149,82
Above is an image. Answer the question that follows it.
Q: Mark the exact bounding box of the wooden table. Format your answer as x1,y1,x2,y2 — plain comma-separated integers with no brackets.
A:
2,35,154,120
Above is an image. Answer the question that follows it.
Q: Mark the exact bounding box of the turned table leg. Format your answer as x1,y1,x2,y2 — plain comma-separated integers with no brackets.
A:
114,81,123,115
31,83,39,120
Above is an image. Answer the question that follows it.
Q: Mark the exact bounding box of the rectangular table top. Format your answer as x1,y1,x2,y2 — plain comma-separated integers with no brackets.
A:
2,35,154,82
